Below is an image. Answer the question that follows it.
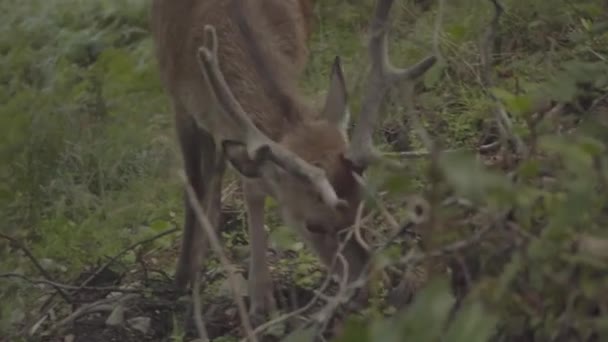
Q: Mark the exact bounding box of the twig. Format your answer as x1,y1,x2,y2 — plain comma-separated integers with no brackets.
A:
384,141,500,158
311,253,351,336
73,227,179,292
180,171,257,342
0,233,71,303
239,203,371,341
239,263,336,342
353,202,371,252
479,0,527,156
47,294,139,334
397,220,495,265
0,273,176,294
352,173,400,231
432,0,446,62
22,227,179,338
192,270,210,341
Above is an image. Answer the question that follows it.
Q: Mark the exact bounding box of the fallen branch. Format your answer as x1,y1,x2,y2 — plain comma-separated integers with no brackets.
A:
22,227,179,338
0,273,176,294
73,227,179,292
384,141,500,158
47,294,140,334
0,233,71,303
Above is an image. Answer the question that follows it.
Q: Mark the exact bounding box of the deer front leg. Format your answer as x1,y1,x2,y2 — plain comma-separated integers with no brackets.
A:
174,107,219,290
243,181,276,326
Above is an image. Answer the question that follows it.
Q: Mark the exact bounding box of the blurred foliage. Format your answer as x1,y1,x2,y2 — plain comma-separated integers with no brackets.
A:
1,0,608,341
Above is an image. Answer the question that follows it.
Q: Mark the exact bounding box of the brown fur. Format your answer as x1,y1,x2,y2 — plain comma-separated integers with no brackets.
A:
151,0,368,322
151,0,315,139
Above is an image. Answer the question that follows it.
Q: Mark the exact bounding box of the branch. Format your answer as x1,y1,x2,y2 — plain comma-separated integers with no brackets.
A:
47,294,140,334
21,227,179,338
397,217,496,265
180,171,257,342
383,141,500,158
73,227,179,292
0,273,176,294
479,0,527,156
0,233,71,303
192,270,210,341
239,202,374,341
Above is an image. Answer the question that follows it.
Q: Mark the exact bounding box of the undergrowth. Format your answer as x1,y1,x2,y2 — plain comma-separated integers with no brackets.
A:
1,0,608,341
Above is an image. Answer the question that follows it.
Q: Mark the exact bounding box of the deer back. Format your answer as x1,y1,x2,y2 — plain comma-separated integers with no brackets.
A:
151,0,316,141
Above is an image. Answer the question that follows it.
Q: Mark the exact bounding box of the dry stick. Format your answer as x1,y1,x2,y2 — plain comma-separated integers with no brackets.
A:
312,253,351,336
384,141,500,158
353,202,371,252
480,0,527,156
47,294,140,334
0,273,176,294
239,211,368,342
239,265,335,342
192,271,210,342
0,233,71,303
22,227,179,338
180,172,257,342
74,227,179,292
397,218,495,265
433,0,446,63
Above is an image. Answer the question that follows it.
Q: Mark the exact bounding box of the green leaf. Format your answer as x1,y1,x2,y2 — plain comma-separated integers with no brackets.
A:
439,150,512,204
282,327,317,342
443,301,498,342
149,219,171,232
268,225,298,251
371,277,455,342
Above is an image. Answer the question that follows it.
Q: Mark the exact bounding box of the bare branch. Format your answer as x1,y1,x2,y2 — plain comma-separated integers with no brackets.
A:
21,227,178,338
479,0,527,156
383,141,500,158
397,218,496,265
197,25,346,210
0,273,176,295
0,233,71,303
239,201,374,341
47,294,140,334
192,271,210,342
180,171,257,342
74,228,179,292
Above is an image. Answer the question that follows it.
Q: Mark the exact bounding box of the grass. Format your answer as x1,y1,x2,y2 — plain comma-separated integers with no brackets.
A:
1,0,608,340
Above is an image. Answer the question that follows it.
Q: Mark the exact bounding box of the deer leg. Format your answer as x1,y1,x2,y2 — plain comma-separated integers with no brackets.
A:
242,181,276,325
205,148,225,235
174,107,219,290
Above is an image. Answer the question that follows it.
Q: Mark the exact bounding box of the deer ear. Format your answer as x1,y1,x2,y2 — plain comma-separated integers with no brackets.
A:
321,56,350,133
222,140,263,178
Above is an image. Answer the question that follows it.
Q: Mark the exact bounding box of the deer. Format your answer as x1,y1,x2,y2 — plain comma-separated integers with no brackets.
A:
150,0,436,324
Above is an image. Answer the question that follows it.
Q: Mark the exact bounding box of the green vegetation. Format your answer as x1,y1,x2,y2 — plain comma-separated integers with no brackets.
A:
1,0,607,341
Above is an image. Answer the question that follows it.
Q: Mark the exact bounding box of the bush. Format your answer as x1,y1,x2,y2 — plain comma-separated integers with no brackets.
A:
1,0,607,341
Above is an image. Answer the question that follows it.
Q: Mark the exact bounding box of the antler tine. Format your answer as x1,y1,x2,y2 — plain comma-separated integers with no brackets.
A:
197,25,347,209
347,0,437,167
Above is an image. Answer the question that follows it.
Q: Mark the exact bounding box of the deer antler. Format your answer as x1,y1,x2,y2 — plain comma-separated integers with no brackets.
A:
347,0,437,168
197,25,347,210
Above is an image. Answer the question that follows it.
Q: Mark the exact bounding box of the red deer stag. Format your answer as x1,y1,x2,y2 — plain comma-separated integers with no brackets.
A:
150,0,435,322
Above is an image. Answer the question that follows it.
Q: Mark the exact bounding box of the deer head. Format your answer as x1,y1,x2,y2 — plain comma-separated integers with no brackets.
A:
197,0,436,284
